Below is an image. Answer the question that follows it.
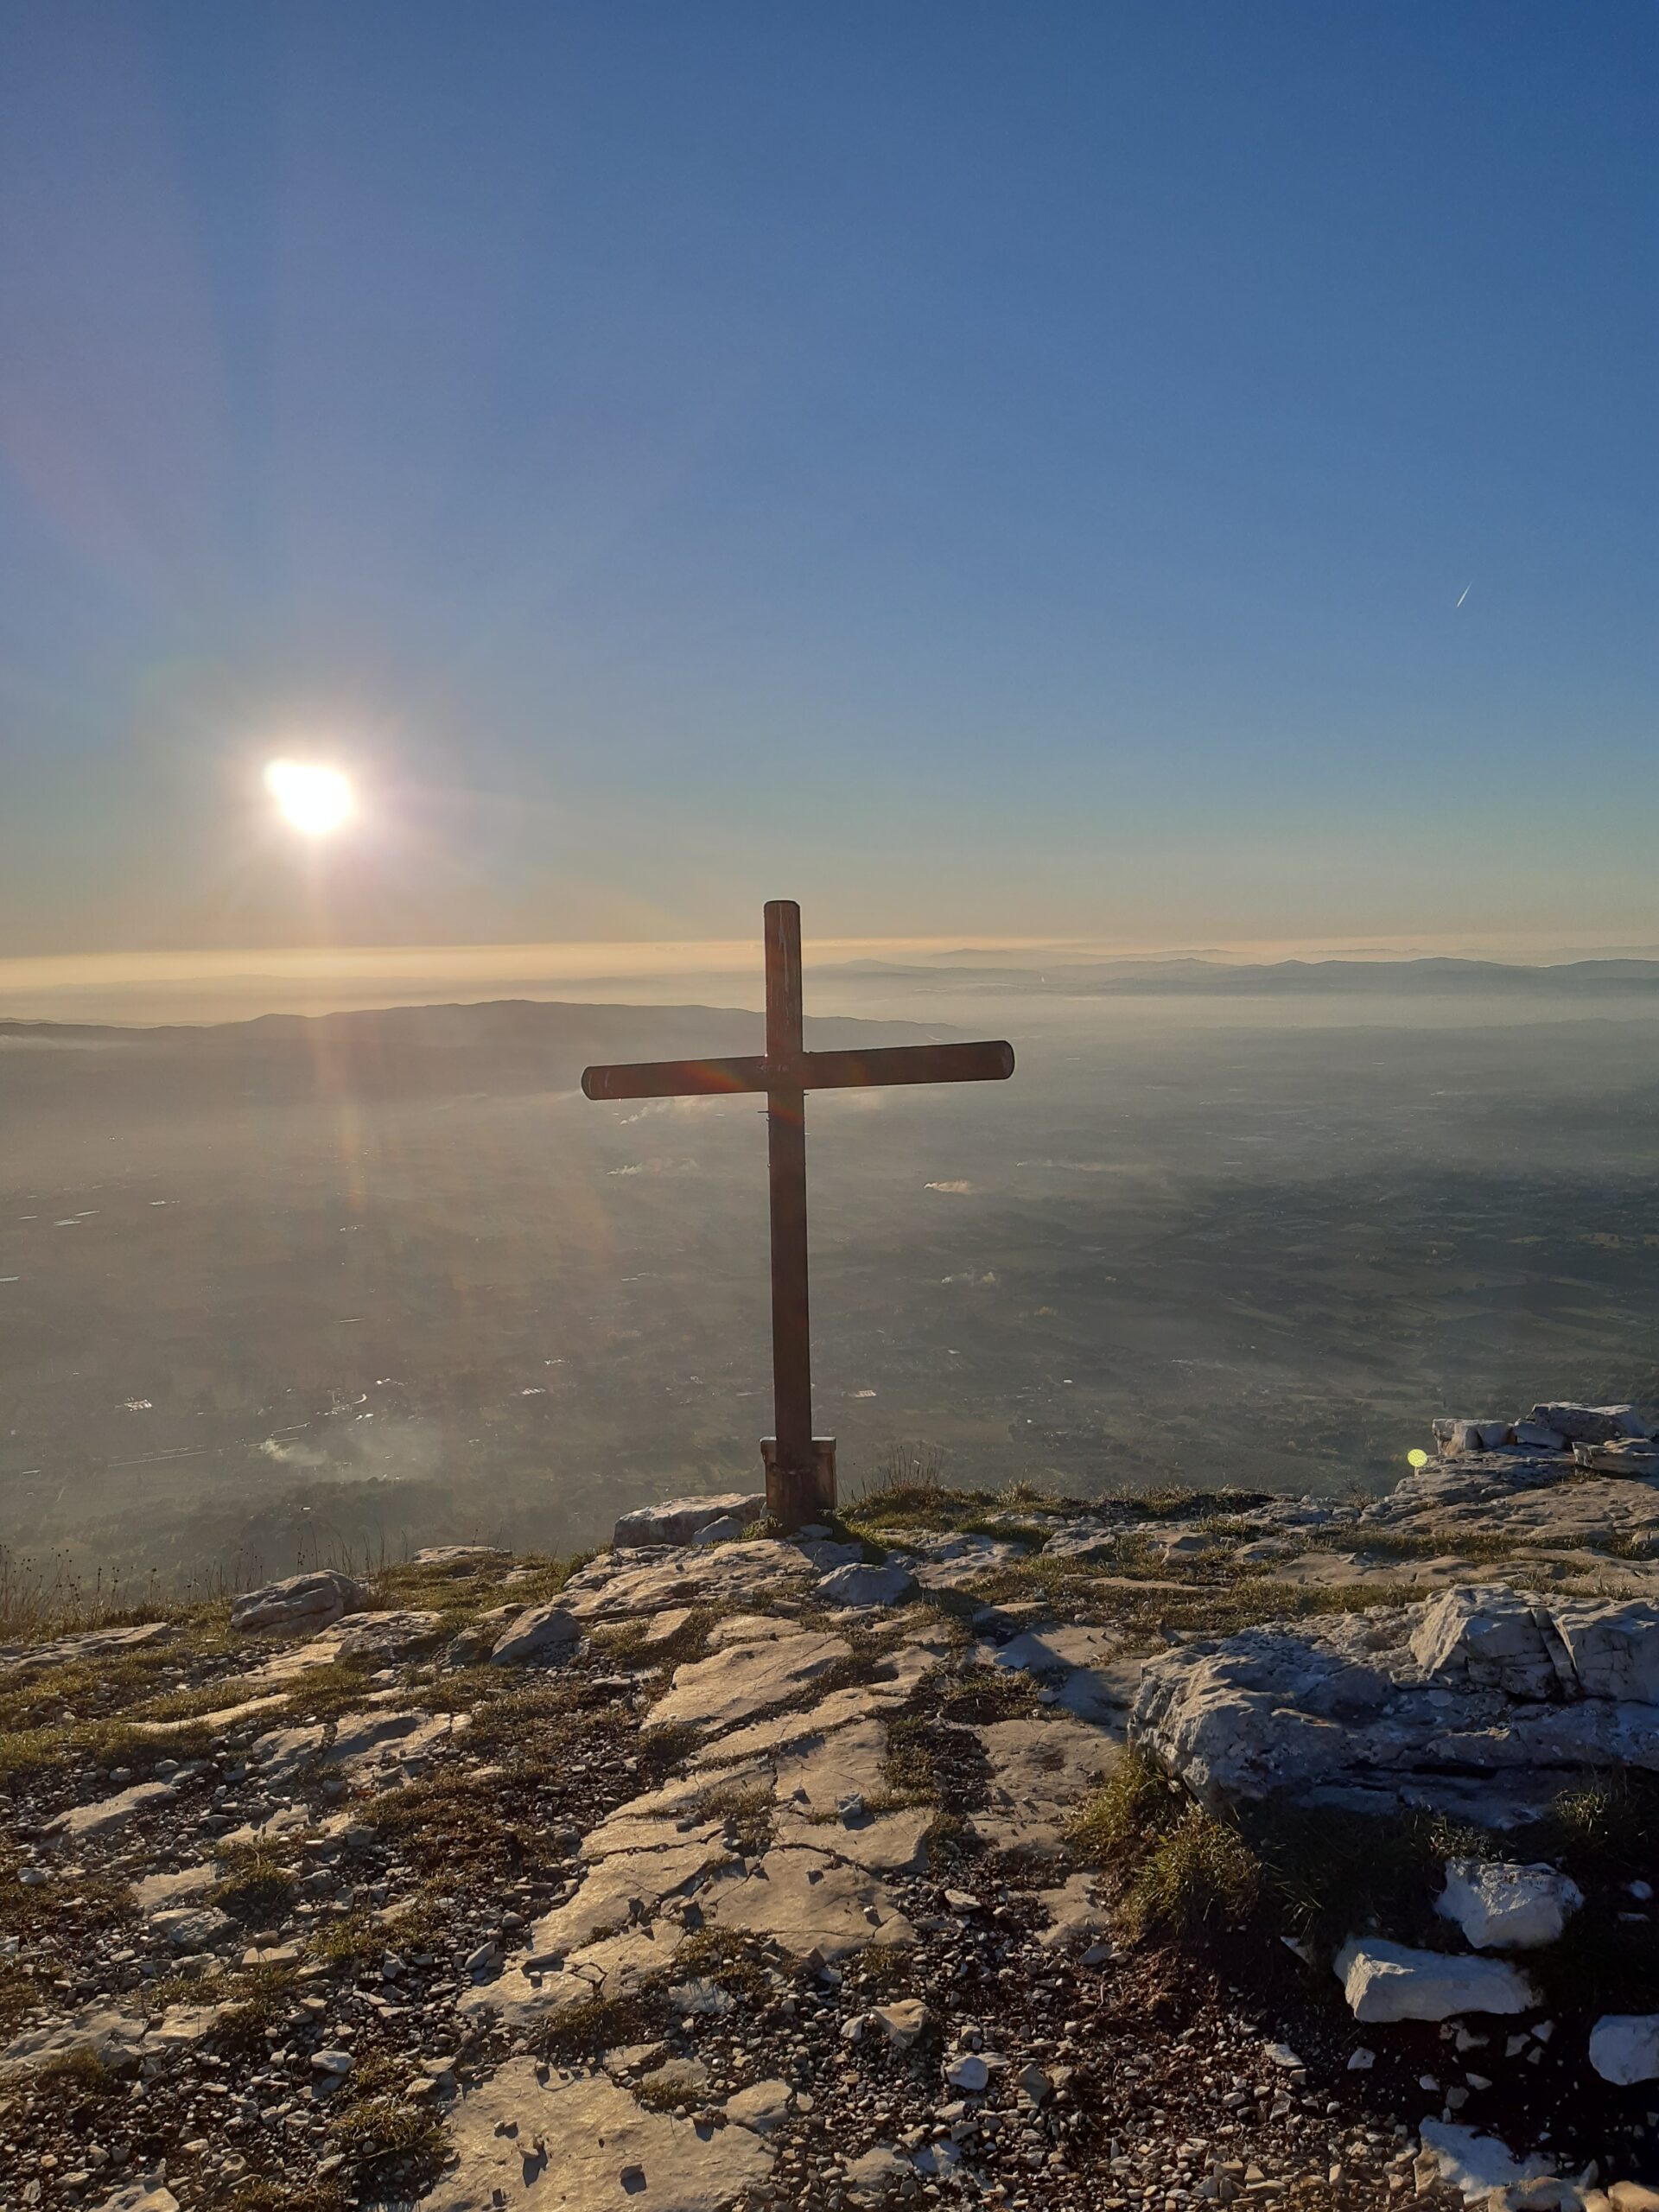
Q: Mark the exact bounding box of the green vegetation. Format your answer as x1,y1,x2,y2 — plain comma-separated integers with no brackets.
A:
1072,1754,1263,1941
213,1850,300,1926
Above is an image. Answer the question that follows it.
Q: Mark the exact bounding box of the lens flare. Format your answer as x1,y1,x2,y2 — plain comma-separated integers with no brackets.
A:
1407,1447,1430,1468
265,759,354,836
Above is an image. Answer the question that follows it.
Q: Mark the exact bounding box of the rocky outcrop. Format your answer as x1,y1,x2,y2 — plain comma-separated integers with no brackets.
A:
1132,1585,1659,1820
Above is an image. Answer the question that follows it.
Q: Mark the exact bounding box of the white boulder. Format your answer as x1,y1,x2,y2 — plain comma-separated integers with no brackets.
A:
816,1560,918,1608
489,1599,581,1666
1437,1860,1583,1949
1416,2121,1560,2196
612,1494,765,1548
1333,1938,1537,2022
1589,2013,1659,2086
229,1569,369,1635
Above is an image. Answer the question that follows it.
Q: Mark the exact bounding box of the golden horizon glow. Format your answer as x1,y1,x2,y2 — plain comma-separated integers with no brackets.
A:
264,759,354,837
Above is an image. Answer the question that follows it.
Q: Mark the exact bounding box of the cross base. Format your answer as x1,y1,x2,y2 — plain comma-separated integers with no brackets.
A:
760,1435,837,1529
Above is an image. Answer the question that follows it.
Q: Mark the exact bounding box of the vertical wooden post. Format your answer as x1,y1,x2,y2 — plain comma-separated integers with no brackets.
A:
764,899,816,1527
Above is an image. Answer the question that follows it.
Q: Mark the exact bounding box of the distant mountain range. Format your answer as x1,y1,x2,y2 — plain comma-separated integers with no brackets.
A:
819,956,1659,996
0,998,950,1115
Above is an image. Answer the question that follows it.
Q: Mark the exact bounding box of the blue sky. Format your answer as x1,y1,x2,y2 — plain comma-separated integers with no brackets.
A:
1,2,1653,957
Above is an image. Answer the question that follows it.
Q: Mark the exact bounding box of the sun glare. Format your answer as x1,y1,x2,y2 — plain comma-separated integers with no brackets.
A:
265,759,354,836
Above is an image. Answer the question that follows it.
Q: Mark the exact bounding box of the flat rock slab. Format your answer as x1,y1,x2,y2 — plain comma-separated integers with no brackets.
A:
131,1692,289,1737
245,1609,442,1683
772,1805,932,1876
970,1713,1117,1856
458,1919,693,2034
44,1779,175,1840
584,1761,770,1847
560,1542,814,1624
251,1706,469,1788
0,1621,173,1677
708,1843,915,1960
528,1839,736,1957
1370,1465,1659,1548
0,2004,147,2082
0,2001,220,2083
771,1717,891,1814
132,1863,218,1914
984,1624,1139,1727
421,2056,772,2212
648,1630,850,1735
1035,1870,1114,1953
899,1532,1032,1590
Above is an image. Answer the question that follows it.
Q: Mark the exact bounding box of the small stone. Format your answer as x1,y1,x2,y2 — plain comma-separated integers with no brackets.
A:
945,2053,990,2094
1590,2014,1659,2085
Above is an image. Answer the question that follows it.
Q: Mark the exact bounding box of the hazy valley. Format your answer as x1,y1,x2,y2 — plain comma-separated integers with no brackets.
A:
4,969,1659,1583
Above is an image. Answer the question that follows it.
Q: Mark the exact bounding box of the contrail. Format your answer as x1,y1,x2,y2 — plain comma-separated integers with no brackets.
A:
1455,581,1471,608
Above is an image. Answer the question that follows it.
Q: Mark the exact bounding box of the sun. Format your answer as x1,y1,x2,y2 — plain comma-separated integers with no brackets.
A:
264,759,354,836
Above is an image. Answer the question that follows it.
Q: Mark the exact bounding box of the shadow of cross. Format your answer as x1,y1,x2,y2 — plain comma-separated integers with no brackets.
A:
582,899,1015,1529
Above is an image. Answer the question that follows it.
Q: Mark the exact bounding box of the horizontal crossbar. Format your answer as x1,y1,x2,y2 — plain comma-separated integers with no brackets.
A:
581,1038,1014,1103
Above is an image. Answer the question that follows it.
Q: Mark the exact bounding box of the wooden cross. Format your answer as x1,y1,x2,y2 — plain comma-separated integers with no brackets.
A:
582,899,1015,1528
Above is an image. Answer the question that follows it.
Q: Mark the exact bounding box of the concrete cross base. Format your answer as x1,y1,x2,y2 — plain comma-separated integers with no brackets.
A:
761,1436,837,1528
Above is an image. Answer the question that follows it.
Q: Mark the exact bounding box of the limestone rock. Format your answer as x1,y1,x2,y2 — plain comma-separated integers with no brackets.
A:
1333,1937,1537,2022
132,1863,217,1914
0,2005,148,2082
411,1543,511,1569
1416,2121,1560,2196
613,1494,766,1548
44,1779,175,1840
490,1599,581,1666
247,1608,442,1684
708,1843,915,1959
1409,1587,1564,1700
870,1999,934,2050
87,2190,179,2212
229,1568,369,1634
815,1560,917,1608
1589,2013,1659,2085
842,2146,913,2208
0,1621,172,1677
970,1713,1116,1855
772,1804,932,1876
559,1540,814,1624
1133,1586,1659,1817
771,1716,890,1815
420,2056,771,2211
527,1836,734,1959
1530,1402,1653,1445
723,2078,792,2132
649,1629,850,1735
149,1904,235,1950
1438,1860,1583,1949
